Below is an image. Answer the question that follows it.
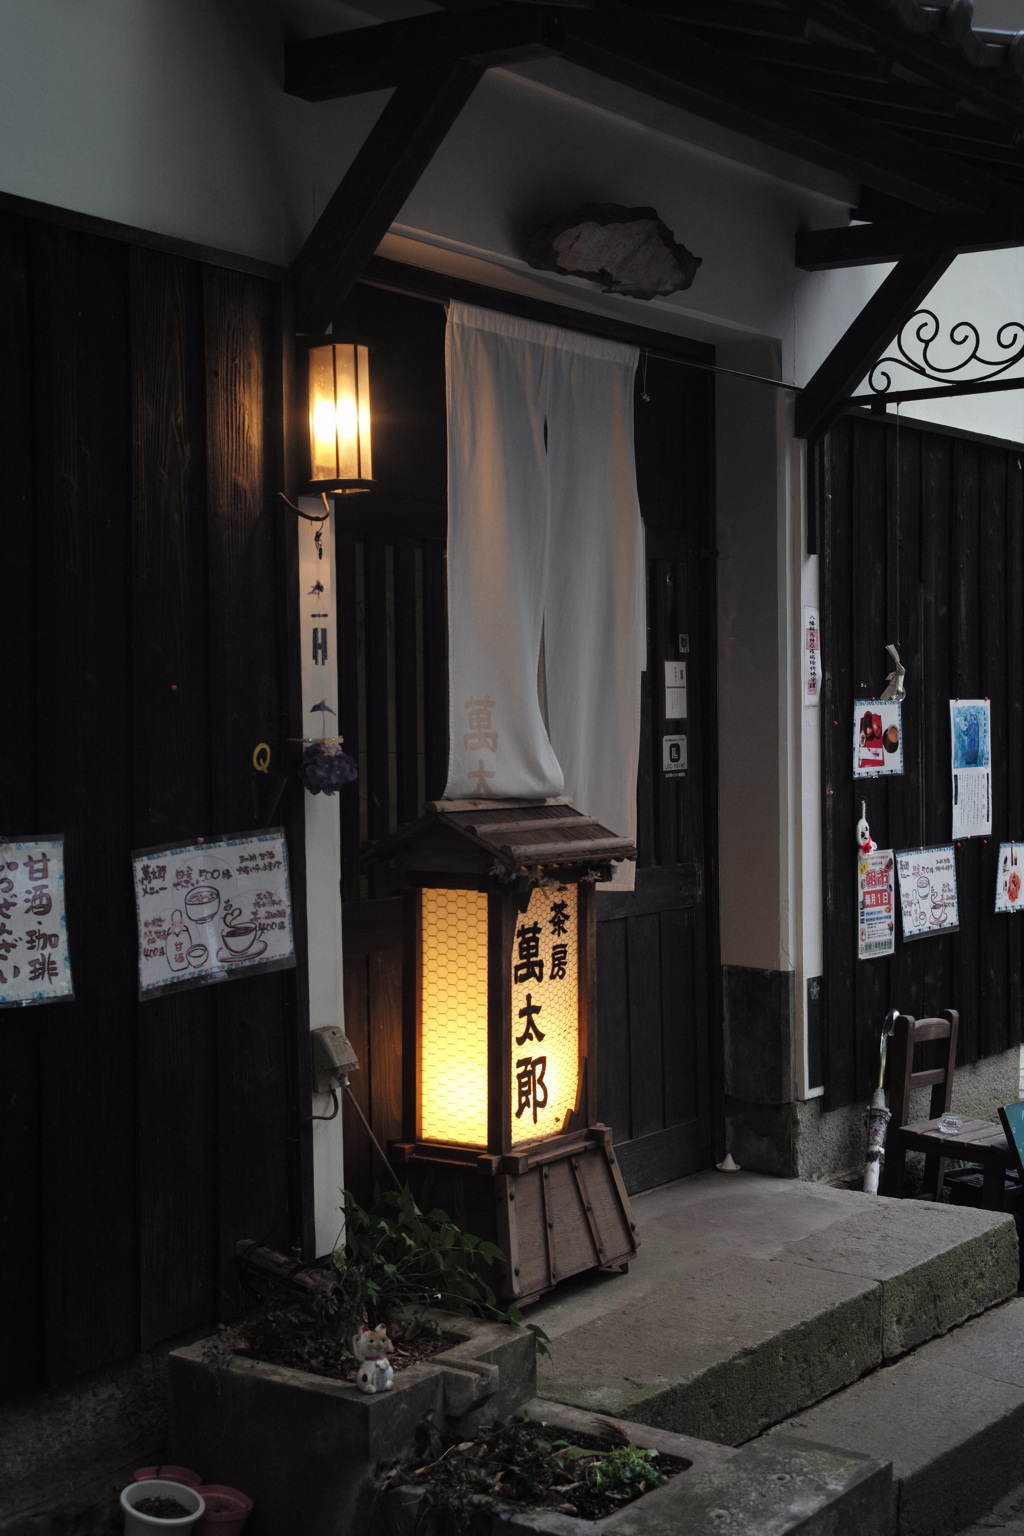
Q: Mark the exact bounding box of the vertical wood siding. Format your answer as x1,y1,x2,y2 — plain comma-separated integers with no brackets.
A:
0,215,299,1399
822,413,1024,1108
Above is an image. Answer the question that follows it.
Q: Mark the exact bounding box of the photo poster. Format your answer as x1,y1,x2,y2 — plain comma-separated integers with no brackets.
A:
858,847,896,961
853,699,904,778
950,699,992,838
896,845,959,940
133,829,296,998
995,843,1024,914
0,836,74,1008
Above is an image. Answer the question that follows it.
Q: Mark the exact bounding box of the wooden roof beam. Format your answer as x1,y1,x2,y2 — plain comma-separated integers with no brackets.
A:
794,249,956,440
284,7,563,100
559,6,1012,216
774,0,1024,122
797,213,1024,268
292,61,485,333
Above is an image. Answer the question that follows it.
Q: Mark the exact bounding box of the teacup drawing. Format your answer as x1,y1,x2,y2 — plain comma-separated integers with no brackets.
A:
185,886,220,925
222,922,258,956
187,944,208,968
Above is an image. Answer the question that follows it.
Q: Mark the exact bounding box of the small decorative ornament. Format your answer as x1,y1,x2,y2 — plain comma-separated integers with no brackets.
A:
352,1324,394,1394
297,701,357,796
857,802,876,855
880,643,906,703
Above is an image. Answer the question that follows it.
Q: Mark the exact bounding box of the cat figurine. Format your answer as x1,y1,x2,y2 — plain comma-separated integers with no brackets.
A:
352,1323,395,1394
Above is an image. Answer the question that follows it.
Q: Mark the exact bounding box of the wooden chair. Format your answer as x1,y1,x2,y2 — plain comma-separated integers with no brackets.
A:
879,1010,1015,1208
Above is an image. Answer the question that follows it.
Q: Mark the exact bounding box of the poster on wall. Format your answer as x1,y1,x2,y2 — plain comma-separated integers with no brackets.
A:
853,700,904,777
858,847,896,961
950,699,992,838
803,607,821,706
0,836,74,1007
896,845,959,940
995,843,1024,914
133,829,295,998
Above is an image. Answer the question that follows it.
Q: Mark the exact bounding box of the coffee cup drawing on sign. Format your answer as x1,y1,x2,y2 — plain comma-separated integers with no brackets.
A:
218,899,267,962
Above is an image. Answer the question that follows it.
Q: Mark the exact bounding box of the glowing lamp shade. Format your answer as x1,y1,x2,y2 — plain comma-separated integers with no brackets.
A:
509,885,580,1147
419,888,490,1145
307,342,373,491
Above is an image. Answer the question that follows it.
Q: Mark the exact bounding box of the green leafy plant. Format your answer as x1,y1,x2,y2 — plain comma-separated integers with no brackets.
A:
582,1442,668,1496
331,1186,549,1356
379,1412,679,1532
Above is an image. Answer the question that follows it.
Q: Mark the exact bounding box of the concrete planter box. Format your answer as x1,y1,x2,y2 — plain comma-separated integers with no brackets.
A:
379,1400,893,1536
167,1314,536,1536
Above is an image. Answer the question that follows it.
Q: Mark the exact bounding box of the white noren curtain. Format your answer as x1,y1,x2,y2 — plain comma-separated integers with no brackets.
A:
444,302,645,887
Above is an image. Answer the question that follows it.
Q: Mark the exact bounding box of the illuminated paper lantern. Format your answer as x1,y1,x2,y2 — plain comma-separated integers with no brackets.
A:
371,800,639,1303
307,342,373,492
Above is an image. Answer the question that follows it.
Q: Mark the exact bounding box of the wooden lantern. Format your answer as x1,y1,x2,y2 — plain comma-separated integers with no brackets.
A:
369,799,639,1304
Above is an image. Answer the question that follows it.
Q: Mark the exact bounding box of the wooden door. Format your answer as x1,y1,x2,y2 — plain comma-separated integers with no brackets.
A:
595,357,718,1193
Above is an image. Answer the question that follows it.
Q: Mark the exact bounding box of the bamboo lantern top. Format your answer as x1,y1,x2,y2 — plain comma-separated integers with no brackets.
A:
368,798,636,888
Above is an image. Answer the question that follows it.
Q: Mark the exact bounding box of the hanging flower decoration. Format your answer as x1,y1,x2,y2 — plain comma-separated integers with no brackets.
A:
297,702,358,796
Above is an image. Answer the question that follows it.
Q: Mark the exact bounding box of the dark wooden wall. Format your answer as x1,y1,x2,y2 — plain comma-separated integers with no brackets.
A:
821,411,1024,1108
0,213,304,1402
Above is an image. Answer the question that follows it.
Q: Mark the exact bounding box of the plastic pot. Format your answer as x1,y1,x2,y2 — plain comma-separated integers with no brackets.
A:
121,1478,205,1533
134,1467,204,1489
196,1485,253,1533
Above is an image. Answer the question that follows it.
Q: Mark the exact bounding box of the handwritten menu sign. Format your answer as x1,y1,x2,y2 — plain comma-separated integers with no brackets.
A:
896,845,959,941
133,830,295,998
0,836,73,1007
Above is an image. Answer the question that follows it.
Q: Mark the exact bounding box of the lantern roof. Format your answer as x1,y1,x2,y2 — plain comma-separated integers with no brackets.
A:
367,798,637,886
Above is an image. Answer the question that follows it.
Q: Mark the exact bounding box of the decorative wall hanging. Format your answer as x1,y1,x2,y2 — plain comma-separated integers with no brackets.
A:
995,843,1022,914
853,699,903,777
880,643,906,702
950,699,992,839
0,835,73,1007
297,702,357,796
524,204,700,300
895,845,959,940
864,309,1024,403
133,830,295,997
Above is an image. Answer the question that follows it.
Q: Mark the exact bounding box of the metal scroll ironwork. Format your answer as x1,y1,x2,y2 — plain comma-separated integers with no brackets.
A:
867,308,1024,398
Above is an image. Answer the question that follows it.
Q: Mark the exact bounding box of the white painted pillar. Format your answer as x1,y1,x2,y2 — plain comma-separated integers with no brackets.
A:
297,497,346,1257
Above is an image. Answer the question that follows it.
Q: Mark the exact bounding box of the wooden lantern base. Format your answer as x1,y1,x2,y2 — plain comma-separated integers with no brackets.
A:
391,1125,639,1305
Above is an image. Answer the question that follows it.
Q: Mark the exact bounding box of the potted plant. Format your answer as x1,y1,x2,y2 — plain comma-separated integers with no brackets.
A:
167,1189,542,1536
120,1479,205,1533
195,1484,253,1533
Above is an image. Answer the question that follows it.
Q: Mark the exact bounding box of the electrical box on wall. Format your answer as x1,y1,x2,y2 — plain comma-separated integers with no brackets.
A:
311,1025,359,1093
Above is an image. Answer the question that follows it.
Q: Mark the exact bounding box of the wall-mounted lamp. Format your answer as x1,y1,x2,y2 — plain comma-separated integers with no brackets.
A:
307,341,373,494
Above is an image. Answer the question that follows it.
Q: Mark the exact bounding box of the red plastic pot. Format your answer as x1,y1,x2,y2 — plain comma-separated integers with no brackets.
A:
195,1485,253,1534
134,1467,204,1490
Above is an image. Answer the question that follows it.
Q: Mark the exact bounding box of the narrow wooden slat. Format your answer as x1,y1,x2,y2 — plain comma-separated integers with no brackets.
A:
627,914,664,1140
32,223,139,1381
393,541,420,823
203,268,292,1310
131,247,219,1346
0,211,43,1400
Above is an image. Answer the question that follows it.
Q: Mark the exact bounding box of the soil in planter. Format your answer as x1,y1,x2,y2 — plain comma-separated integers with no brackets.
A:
219,1294,457,1384
381,1414,688,1527
134,1495,194,1518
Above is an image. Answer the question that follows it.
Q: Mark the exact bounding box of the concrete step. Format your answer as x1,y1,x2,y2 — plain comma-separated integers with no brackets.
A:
529,1173,1018,1446
765,1297,1024,1536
